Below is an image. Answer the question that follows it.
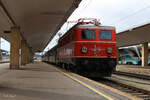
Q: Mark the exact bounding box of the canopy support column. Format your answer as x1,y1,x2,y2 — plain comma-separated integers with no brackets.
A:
29,48,32,63
0,50,2,61
30,51,34,63
21,40,27,65
10,26,21,69
116,48,119,64
142,42,148,67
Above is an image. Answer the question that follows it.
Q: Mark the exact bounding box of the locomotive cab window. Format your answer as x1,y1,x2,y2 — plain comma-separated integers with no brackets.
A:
100,30,112,40
82,30,95,40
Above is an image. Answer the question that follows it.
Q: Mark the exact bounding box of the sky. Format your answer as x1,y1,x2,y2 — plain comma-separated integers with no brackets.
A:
1,38,10,52
44,0,150,52
1,0,150,52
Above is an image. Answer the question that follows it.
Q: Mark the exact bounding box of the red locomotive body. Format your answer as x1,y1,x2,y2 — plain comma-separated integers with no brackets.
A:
43,19,117,77
57,19,117,77
74,26,116,58
58,26,116,58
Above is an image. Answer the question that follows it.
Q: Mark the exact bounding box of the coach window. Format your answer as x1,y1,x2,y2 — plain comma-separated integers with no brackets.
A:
82,30,95,40
99,30,112,40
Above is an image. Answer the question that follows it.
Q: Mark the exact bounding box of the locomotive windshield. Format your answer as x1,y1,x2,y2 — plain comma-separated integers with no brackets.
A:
81,30,95,40
100,30,112,40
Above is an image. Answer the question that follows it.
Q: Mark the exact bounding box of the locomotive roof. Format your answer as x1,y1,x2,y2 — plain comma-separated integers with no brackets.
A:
75,24,115,29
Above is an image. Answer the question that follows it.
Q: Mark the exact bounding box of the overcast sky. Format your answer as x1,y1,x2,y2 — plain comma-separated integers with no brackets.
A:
2,0,150,52
44,0,150,51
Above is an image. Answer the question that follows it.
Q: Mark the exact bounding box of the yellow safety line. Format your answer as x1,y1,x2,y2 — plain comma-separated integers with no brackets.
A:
54,67,114,100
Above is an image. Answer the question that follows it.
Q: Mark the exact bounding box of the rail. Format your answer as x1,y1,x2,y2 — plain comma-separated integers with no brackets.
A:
93,77,150,100
113,71,150,80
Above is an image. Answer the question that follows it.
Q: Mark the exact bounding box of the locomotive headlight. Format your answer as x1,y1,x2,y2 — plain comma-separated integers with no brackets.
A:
106,47,113,54
81,46,88,53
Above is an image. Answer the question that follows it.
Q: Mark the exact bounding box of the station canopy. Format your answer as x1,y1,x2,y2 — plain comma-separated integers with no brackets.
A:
117,23,150,47
0,0,81,52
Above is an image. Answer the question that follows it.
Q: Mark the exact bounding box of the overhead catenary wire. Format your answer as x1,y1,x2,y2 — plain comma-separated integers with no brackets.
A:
109,4,150,25
60,0,93,36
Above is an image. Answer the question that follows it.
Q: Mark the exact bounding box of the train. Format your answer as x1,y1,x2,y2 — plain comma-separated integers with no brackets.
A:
118,46,141,65
42,18,117,77
118,45,150,65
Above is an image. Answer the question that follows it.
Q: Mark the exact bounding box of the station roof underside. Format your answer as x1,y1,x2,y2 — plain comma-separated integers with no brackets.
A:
0,0,81,52
117,23,150,47
0,0,149,50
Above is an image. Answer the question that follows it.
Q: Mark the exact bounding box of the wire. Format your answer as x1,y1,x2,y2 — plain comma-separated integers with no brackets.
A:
109,4,150,25
81,0,92,11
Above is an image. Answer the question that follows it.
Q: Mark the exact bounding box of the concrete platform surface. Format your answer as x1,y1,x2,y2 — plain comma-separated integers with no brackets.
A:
0,62,140,100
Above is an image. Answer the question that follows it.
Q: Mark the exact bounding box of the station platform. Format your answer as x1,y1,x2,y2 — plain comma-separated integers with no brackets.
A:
116,65,150,76
0,62,141,100
0,59,9,64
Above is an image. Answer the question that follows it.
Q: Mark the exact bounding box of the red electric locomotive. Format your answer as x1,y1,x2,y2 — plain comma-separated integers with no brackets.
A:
57,18,117,77
42,18,117,77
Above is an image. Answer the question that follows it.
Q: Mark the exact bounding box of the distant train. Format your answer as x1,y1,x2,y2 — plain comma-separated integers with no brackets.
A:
42,18,117,77
118,46,141,65
118,45,150,65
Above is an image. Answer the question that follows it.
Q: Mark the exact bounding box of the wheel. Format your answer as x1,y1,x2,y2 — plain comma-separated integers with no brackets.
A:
59,63,63,68
62,63,65,69
69,65,74,72
72,66,78,73
67,64,71,71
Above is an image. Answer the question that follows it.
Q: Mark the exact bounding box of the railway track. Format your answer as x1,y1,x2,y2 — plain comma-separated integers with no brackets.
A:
93,77,150,100
113,71,150,80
